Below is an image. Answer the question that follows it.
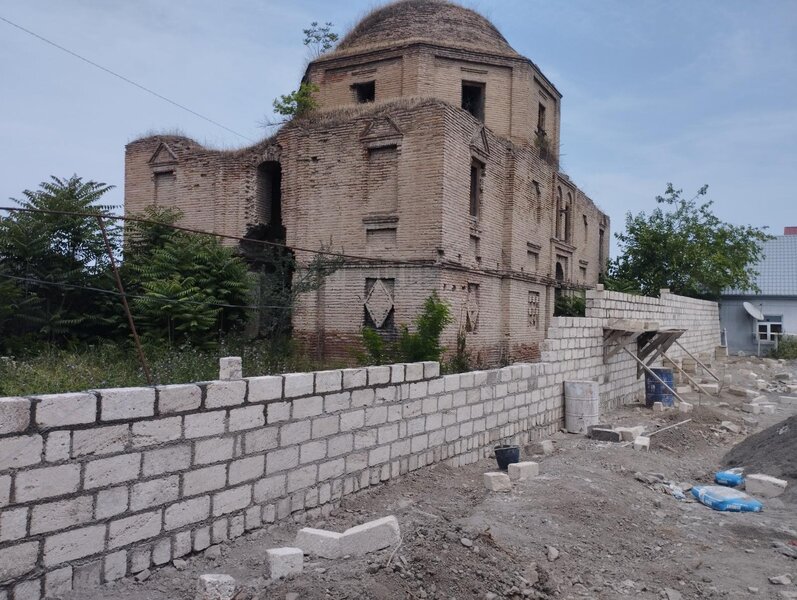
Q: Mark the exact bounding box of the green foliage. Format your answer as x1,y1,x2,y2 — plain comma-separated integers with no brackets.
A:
0,337,328,396
770,336,797,360
303,21,339,57
273,83,320,118
125,208,251,345
0,175,117,347
609,184,772,299
554,292,586,317
359,293,453,365
445,328,472,373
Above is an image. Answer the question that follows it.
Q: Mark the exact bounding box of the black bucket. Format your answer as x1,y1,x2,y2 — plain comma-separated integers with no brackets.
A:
494,445,520,470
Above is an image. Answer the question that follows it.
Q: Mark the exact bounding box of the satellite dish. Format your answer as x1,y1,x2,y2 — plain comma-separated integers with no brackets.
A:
743,301,764,321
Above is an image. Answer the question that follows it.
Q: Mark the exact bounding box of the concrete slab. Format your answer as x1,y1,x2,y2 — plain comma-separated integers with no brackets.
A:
294,528,343,559
508,462,539,481
340,516,400,556
745,474,788,498
483,472,512,492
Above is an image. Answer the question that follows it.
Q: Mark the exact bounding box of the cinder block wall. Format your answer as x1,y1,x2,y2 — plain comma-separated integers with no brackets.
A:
0,290,719,597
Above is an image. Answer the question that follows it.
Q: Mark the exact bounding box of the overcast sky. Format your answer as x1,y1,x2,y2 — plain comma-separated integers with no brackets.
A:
2,0,795,255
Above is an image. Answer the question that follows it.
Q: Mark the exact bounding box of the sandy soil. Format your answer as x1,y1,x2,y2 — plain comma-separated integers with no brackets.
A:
65,357,797,600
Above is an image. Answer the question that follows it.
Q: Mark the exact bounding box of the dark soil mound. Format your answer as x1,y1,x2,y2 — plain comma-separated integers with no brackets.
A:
724,414,797,501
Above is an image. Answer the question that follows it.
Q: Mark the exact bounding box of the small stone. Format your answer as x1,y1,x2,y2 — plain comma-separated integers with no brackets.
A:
174,559,188,571
748,587,759,593
134,569,151,582
769,575,792,585
204,545,221,560
546,546,559,562
721,421,741,434
460,537,473,548
664,588,682,600
196,574,237,600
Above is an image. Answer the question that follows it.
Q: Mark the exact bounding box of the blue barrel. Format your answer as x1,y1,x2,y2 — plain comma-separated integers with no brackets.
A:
645,368,674,407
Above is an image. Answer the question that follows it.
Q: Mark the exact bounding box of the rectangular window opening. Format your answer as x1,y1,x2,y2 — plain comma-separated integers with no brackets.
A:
537,103,546,135
469,159,483,219
528,290,540,328
461,81,485,121
352,81,375,103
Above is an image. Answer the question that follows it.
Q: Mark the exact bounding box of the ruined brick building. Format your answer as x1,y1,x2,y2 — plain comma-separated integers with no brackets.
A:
125,0,610,364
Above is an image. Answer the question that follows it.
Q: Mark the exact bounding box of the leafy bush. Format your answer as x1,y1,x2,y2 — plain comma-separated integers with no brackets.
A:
770,336,797,360
360,292,452,365
554,292,585,317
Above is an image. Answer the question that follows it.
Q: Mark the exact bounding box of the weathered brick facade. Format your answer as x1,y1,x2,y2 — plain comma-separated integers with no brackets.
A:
124,0,610,364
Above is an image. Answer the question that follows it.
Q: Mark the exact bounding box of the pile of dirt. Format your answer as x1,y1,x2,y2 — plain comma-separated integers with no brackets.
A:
724,414,797,500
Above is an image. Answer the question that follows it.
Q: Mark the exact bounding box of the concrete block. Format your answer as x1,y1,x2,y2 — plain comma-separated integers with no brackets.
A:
700,383,719,394
340,515,401,556
84,453,141,489
366,366,391,386
0,542,38,582
30,496,94,534
157,384,201,414
284,373,314,398
0,507,27,542
741,403,761,414
72,559,102,590
212,485,252,516
184,464,227,496
508,461,539,481
45,431,70,462
165,496,210,531
615,426,645,441
130,475,180,511
341,368,367,389
95,486,129,519
229,405,265,431
108,511,162,549
678,402,693,413
745,473,788,498
0,435,43,470
15,464,80,502
590,428,621,442
633,436,650,451
218,356,242,380
247,375,283,402
483,472,512,492
72,424,128,457
132,417,182,447
265,547,303,579
44,566,72,597
35,393,95,427
652,402,664,412
422,361,440,379
105,550,127,581
405,363,424,382
184,411,226,439
204,380,246,408
228,456,265,485
315,370,342,393
675,386,691,394
196,574,237,600
295,527,343,558
100,387,155,421
43,525,106,566
143,444,192,475
153,538,172,565
266,401,291,423
292,396,324,419
13,578,42,600
0,397,30,433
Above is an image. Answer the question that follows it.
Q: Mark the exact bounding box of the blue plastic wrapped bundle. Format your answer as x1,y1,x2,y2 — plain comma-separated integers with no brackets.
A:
691,485,763,512
714,468,745,487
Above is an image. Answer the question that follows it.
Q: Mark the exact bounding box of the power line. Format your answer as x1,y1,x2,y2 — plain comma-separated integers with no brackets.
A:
0,14,256,143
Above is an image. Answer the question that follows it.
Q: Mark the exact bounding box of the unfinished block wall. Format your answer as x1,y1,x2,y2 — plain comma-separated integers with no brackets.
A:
0,290,719,597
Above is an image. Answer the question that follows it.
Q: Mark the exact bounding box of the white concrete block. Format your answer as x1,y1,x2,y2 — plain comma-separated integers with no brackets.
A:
246,376,283,402
132,417,182,447
157,384,201,414
678,402,693,413
218,357,242,380
184,411,226,439
15,464,80,502
315,370,342,393
745,473,788,498
35,393,96,427
196,574,237,600
0,507,28,542
508,461,539,481
72,425,128,457
44,566,72,597
633,436,650,451
107,510,162,549
0,397,30,434
265,547,304,579
741,403,761,414
44,431,70,462
483,472,512,492
615,426,646,441
295,527,343,558
228,405,265,431
0,435,43,470
43,524,106,566
100,387,155,421
204,380,246,408
340,516,400,556
284,373,314,398
652,402,664,412
13,578,42,600
165,496,211,531
84,453,141,489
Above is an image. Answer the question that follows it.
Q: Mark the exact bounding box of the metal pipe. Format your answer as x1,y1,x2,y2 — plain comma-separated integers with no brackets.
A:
673,340,720,382
621,347,686,405
96,216,152,386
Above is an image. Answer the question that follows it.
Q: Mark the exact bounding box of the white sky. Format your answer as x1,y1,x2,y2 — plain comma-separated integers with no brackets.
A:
1,0,796,256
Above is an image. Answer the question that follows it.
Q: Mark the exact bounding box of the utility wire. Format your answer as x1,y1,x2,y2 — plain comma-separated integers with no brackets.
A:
0,14,256,143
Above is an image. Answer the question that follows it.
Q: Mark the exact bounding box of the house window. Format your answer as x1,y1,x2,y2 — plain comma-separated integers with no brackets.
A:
461,81,485,121
469,159,484,218
154,171,176,207
352,81,375,103
758,315,783,342
537,103,546,135
528,290,540,328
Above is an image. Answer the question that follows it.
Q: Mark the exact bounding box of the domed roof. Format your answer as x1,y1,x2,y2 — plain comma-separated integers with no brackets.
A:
328,0,520,59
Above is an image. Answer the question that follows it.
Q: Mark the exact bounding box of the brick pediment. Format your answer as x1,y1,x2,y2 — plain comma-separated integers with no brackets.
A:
361,116,403,143
148,142,178,166
470,127,490,158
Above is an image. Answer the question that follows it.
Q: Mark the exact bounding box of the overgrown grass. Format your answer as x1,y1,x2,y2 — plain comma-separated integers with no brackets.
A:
770,336,797,360
0,338,337,396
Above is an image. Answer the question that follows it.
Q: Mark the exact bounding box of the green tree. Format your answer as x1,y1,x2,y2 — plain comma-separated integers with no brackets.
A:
607,184,771,299
272,83,320,118
0,175,118,343
303,21,339,57
125,208,251,345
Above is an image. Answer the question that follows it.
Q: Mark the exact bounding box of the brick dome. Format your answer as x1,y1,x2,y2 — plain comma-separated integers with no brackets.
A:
328,0,520,59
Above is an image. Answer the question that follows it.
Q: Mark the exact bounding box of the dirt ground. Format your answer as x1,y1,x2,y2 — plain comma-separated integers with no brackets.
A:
66,356,797,600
